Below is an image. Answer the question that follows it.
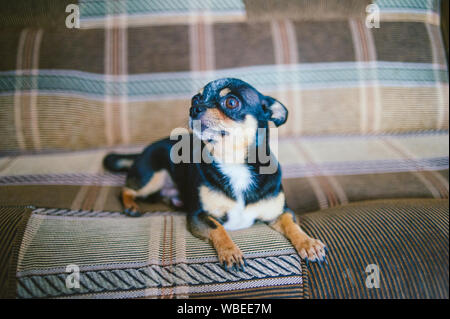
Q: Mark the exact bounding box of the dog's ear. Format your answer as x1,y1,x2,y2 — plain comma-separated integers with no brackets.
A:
261,96,288,127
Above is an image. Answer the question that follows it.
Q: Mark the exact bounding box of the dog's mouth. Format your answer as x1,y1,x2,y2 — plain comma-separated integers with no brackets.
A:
189,118,229,142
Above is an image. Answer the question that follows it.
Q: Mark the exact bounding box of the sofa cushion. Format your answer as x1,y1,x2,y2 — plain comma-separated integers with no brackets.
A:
13,208,307,299
2,198,447,298
0,131,447,214
298,198,449,298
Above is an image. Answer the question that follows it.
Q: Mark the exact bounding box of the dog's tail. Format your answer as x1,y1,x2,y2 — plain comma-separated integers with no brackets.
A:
103,153,139,172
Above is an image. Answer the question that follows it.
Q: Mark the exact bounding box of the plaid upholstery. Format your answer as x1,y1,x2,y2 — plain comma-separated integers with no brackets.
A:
0,0,448,152
1,198,446,298
0,132,448,213
0,0,449,299
14,208,307,299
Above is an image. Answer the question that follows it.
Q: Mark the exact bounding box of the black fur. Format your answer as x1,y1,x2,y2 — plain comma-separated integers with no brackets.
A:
104,78,289,239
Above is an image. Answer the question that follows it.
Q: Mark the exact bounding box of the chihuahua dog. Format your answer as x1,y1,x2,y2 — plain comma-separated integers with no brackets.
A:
104,78,326,270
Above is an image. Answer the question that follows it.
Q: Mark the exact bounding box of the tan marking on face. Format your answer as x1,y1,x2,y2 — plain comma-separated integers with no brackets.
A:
200,185,236,219
200,185,285,222
202,114,258,164
219,88,231,97
135,170,167,197
198,87,204,95
204,108,228,122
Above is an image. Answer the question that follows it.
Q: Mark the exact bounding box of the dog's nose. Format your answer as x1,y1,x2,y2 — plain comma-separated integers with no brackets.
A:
189,105,206,119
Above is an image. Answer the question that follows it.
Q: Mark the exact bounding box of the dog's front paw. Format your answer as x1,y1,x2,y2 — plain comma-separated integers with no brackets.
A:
217,244,246,271
294,237,327,265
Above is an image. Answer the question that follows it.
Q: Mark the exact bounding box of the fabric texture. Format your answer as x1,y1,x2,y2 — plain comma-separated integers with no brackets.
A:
244,0,372,22
0,132,448,214
6,198,447,299
0,0,449,299
0,0,448,152
0,206,33,298
299,198,449,299
15,208,307,299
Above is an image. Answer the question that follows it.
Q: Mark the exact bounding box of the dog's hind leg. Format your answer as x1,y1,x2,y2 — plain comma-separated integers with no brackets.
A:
122,170,168,217
119,138,178,216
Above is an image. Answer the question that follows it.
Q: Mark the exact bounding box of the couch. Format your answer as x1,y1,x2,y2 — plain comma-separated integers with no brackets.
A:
0,0,448,298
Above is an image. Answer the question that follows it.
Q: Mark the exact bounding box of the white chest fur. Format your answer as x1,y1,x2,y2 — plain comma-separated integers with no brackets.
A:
199,165,285,231
219,163,254,230
218,163,253,197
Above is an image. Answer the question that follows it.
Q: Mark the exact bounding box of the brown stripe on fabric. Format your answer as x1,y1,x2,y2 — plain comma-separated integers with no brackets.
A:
286,142,330,209
271,19,298,65
119,26,130,145
81,185,102,211
271,21,283,65
104,22,129,146
361,20,379,133
14,29,29,151
279,20,290,64
189,23,199,71
160,216,168,298
305,177,329,210
112,101,122,145
173,215,189,298
295,142,344,208
103,98,114,146
105,6,130,145
284,20,298,64
93,186,111,211
103,19,114,147
381,139,448,198
169,216,175,298
190,17,215,72
29,29,43,151
167,216,175,299
0,206,33,298
161,216,175,299
14,28,44,152
349,18,379,133
270,20,302,136
70,185,91,211
22,30,35,150
113,28,118,75
198,22,206,70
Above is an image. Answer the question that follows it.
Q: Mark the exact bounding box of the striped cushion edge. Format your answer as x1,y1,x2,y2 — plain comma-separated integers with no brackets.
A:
0,206,33,298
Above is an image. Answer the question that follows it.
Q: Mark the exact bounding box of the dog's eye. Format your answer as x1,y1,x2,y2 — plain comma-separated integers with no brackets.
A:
225,96,240,109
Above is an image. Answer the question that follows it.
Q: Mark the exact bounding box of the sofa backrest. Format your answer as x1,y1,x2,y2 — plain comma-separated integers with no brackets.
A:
0,0,448,153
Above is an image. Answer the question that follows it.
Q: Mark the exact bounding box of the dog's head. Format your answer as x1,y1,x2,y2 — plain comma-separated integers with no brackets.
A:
188,78,287,163
189,78,287,143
